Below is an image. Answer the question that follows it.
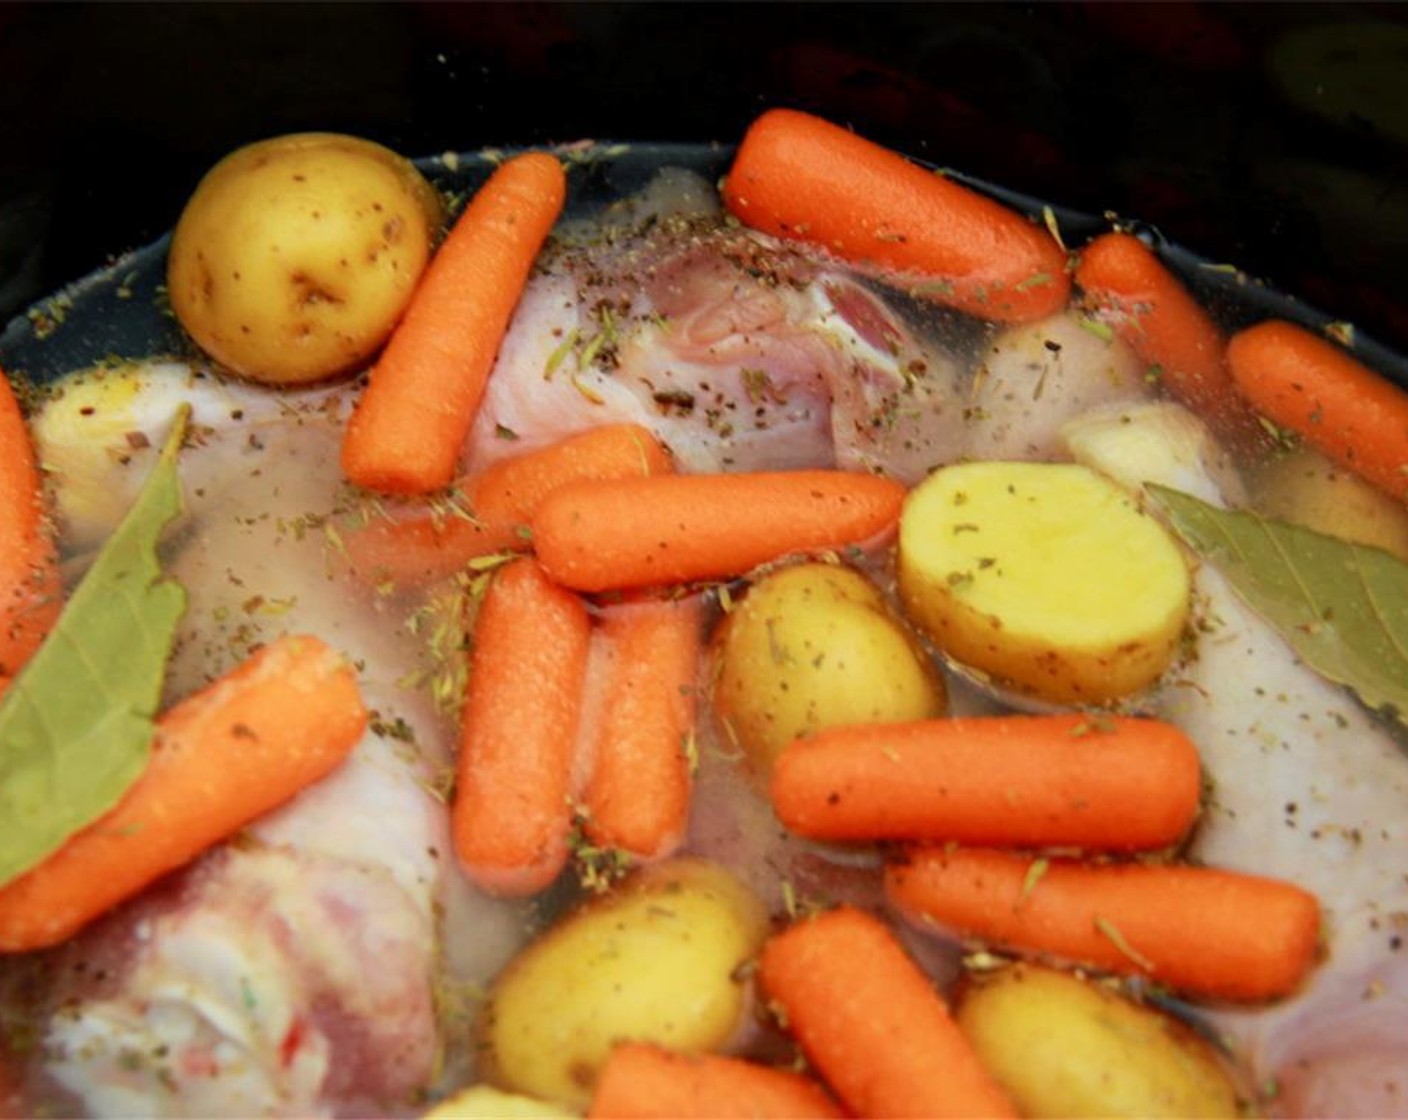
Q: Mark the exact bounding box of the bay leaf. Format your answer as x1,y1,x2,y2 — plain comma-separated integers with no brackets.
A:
1148,484,1408,723
0,406,189,887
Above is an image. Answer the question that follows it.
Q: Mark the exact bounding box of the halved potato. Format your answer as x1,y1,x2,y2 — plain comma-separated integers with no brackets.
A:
898,461,1190,704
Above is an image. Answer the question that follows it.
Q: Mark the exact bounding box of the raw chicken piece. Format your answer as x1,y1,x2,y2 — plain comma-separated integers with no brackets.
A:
964,311,1150,461
29,361,345,553
1065,403,1408,1118
1159,562,1408,1118
1062,400,1248,508
43,843,438,1119
465,210,967,484
4,376,459,1117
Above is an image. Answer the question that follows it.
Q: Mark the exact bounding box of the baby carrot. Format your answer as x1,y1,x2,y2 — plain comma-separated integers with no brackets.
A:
759,906,1016,1119
0,634,366,952
452,557,591,896
1228,318,1408,501
885,847,1321,1002
341,151,567,494
345,424,675,586
589,1042,843,1119
772,714,1201,850
533,469,906,593
1074,232,1262,448
723,108,1070,323
0,370,61,677
580,595,702,861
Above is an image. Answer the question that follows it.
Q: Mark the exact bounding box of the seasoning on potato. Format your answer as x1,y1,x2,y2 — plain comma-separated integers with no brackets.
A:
955,963,1243,1118
711,561,946,776
476,857,768,1110
898,460,1190,704
167,132,443,385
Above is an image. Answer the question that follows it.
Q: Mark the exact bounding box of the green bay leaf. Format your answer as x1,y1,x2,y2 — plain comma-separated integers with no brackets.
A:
0,406,190,887
1149,484,1408,724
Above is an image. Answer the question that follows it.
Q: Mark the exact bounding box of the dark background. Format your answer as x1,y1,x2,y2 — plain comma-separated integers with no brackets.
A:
2,2,1406,355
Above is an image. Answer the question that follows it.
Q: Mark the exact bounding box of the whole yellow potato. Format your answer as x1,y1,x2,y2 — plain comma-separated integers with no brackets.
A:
955,963,1242,1118
1246,445,1408,561
898,461,1190,704
423,1085,576,1119
167,132,443,384
711,562,947,775
478,858,768,1110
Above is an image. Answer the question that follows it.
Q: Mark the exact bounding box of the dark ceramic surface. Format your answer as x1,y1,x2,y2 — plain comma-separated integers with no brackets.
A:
1,3,1405,371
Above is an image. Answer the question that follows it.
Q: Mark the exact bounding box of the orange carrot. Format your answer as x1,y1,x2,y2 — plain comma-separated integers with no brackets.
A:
589,1042,843,1119
759,905,1016,1119
345,423,675,586
0,634,366,952
580,595,702,860
1228,318,1408,501
1074,231,1262,448
885,847,1321,1002
452,557,591,895
0,369,61,677
341,151,567,494
771,714,1201,850
533,469,906,592
723,108,1070,323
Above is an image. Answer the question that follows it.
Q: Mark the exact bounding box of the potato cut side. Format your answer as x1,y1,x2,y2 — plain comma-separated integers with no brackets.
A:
898,461,1190,704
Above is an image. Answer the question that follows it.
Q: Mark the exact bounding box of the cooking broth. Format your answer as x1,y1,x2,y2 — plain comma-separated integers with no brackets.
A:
1,144,1406,1118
